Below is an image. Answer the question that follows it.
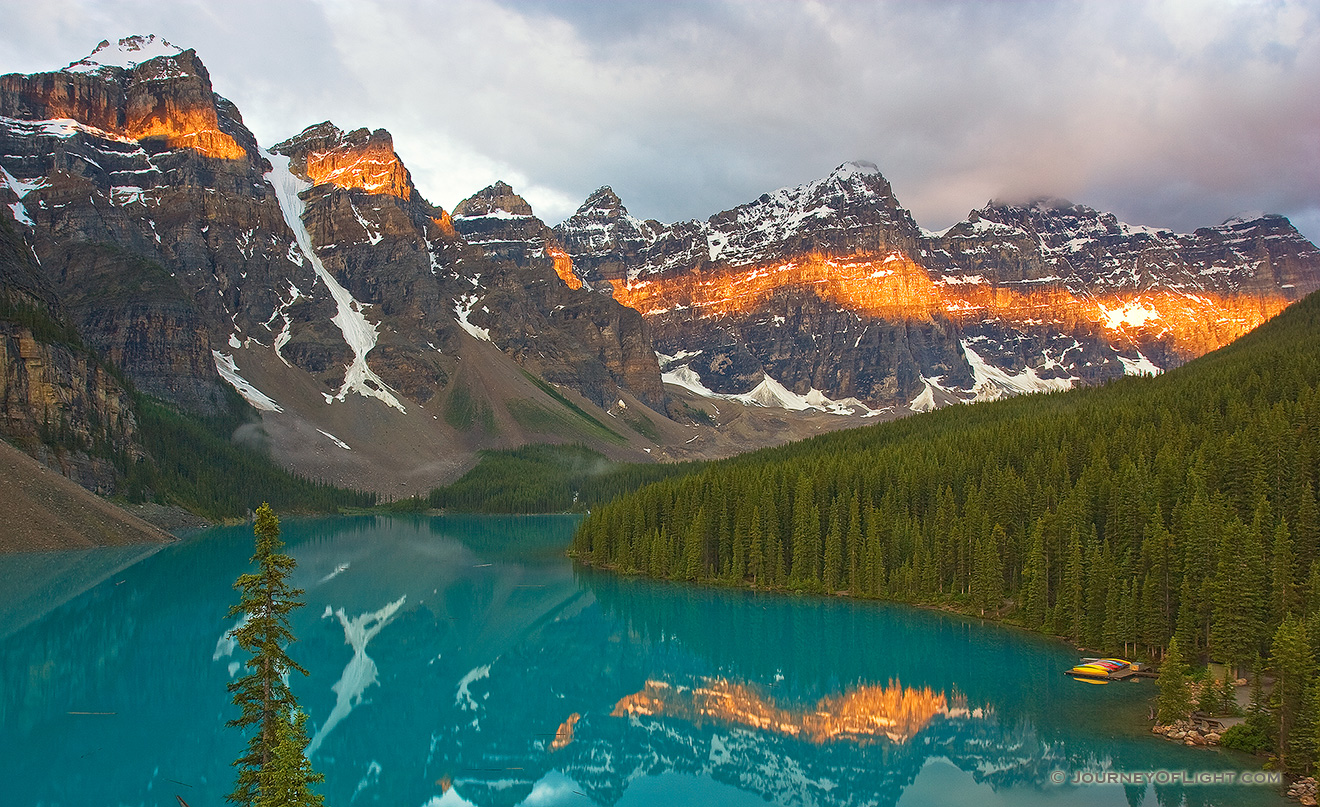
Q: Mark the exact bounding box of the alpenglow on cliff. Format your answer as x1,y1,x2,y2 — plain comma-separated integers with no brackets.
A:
2,36,1318,496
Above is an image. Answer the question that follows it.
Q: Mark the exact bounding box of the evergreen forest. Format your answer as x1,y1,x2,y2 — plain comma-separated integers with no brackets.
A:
574,291,1320,708
428,443,701,513
124,390,377,519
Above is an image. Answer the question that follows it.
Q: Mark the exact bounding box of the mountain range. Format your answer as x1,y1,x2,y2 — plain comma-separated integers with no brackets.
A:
2,35,1317,500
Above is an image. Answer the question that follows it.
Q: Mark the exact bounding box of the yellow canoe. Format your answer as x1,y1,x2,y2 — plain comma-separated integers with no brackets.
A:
1067,658,1132,679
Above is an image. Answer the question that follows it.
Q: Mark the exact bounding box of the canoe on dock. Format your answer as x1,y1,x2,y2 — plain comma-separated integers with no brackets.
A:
1065,657,1146,680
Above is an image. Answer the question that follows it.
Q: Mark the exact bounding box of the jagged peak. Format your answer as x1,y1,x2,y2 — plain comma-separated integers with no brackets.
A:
1220,211,1282,227
65,35,185,74
280,120,343,144
271,121,395,157
983,196,1083,216
574,186,625,213
830,160,881,179
271,121,412,198
453,181,536,218
748,161,896,214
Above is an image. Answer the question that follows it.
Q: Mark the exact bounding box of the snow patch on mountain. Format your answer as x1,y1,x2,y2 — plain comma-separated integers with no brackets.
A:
212,350,282,412
454,294,491,341
1117,351,1161,377
350,201,383,245
960,341,1076,401
661,364,716,397
265,281,304,367
908,377,945,413
263,150,406,412
65,35,184,74
317,429,352,450
662,363,879,416
0,114,135,143
452,208,531,221
0,165,49,226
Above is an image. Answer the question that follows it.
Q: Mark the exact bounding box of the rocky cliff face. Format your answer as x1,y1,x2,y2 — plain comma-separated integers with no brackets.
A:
0,39,672,496
0,35,340,415
4,35,1317,495
269,121,470,407
0,214,137,493
555,162,1320,410
452,182,663,409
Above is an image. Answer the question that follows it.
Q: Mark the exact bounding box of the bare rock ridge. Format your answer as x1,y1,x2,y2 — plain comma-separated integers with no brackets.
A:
451,181,664,409
1,35,1319,503
554,162,1320,410
0,38,673,499
0,214,138,494
0,34,324,414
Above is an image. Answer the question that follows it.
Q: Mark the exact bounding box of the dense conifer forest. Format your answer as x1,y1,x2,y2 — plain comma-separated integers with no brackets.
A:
124,391,377,519
427,444,702,513
574,291,1320,672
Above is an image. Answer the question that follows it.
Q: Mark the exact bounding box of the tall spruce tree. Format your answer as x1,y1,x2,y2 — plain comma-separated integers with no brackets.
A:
1271,614,1316,772
227,504,324,807
1156,636,1192,725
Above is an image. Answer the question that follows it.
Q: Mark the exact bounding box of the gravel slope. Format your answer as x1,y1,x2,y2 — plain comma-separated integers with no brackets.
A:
0,439,174,553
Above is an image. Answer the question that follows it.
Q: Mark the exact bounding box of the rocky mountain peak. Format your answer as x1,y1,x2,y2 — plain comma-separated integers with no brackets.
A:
452,181,535,218
65,35,185,75
1,36,248,161
689,159,919,269
272,122,414,199
578,186,625,215
553,186,662,280
822,159,885,188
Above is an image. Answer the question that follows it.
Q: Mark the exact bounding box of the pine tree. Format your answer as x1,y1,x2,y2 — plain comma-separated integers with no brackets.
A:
258,709,324,807
1272,520,1297,622
1020,523,1048,630
972,526,1004,616
824,496,844,593
788,476,819,591
1061,528,1085,641
748,506,765,585
1271,614,1315,772
847,493,863,593
1156,636,1192,725
227,504,323,807
684,506,707,581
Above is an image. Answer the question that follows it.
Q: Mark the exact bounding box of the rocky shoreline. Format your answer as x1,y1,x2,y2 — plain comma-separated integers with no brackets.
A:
1287,777,1317,806
1150,719,1222,747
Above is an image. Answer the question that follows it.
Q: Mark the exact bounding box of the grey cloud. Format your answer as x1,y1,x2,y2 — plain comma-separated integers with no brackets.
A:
1,0,1316,242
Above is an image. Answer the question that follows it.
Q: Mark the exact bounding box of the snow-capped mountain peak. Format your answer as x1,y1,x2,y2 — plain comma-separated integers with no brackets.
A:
65,35,184,74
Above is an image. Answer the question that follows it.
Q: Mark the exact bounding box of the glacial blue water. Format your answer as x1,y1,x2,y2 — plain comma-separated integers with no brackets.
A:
0,515,1288,806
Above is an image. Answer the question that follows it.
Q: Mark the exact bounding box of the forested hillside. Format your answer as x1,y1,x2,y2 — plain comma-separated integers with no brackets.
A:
574,292,1320,670
428,444,702,513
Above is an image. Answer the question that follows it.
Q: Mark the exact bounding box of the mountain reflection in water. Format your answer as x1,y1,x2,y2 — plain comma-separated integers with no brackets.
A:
612,678,961,744
0,516,1288,807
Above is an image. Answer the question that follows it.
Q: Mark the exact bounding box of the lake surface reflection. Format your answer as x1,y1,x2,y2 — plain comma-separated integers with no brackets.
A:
0,515,1286,806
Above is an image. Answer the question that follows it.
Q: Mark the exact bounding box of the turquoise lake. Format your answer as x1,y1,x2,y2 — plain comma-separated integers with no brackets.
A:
0,515,1289,807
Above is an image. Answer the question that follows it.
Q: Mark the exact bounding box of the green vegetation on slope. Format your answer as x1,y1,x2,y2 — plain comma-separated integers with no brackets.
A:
123,390,376,520
518,370,626,443
429,443,702,513
574,292,1320,770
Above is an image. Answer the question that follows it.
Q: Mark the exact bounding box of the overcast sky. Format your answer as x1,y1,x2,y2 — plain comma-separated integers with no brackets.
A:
2,0,1317,242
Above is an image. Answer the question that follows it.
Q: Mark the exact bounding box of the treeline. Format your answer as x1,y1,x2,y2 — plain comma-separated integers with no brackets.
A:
428,443,702,513
574,292,1320,768
122,390,376,520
